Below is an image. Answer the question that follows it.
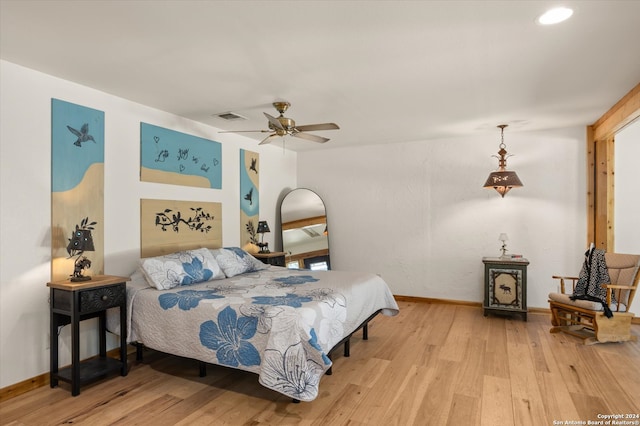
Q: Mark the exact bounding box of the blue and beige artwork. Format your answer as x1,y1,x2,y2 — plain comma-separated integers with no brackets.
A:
140,122,222,189
240,149,259,248
51,99,105,280
52,99,105,192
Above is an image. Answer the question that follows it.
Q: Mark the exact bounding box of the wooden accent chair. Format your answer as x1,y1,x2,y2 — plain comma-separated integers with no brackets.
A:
548,253,640,345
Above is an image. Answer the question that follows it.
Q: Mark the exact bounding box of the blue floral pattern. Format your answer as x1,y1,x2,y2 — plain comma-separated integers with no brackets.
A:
181,256,213,285
200,306,260,367
251,293,313,308
210,247,267,277
308,328,331,365
159,289,224,310
273,275,319,286
140,248,224,290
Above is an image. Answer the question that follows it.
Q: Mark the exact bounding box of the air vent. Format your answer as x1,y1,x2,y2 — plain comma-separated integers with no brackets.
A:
215,112,247,121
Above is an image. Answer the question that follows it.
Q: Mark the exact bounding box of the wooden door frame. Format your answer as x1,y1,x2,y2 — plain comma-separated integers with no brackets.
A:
587,83,640,250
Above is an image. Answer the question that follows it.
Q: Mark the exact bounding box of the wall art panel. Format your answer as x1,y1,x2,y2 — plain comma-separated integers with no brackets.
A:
140,122,222,189
140,199,222,258
240,149,259,251
51,99,104,281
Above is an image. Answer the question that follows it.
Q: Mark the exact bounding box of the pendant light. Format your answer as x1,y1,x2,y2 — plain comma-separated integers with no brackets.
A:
483,124,523,197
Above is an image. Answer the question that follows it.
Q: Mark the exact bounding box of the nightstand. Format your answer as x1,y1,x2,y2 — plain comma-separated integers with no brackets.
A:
482,257,529,321
253,251,286,267
48,275,129,396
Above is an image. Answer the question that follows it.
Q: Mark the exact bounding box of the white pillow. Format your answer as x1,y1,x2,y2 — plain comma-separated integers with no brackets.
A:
210,247,268,277
140,248,225,290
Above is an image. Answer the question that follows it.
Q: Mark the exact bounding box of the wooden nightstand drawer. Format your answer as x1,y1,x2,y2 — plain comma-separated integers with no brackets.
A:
253,251,286,267
79,285,125,313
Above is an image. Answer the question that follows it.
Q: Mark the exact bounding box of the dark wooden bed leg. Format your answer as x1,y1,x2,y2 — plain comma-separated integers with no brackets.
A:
199,361,207,377
344,338,350,357
363,323,369,340
135,342,143,361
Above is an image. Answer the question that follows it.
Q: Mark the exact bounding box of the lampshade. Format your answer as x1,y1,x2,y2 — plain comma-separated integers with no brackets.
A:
498,233,509,242
483,171,523,197
483,124,523,197
67,229,95,253
256,221,270,234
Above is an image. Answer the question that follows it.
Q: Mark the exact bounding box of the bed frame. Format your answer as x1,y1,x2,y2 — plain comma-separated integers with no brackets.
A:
133,309,382,402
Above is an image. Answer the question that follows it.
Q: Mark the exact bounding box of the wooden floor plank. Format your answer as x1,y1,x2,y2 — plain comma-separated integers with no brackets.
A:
480,375,514,426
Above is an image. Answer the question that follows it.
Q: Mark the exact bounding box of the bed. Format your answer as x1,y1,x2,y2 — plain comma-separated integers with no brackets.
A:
108,247,399,402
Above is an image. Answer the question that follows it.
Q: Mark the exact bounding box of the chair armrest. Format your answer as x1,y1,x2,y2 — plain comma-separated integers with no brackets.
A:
600,284,634,309
601,284,633,289
552,275,579,293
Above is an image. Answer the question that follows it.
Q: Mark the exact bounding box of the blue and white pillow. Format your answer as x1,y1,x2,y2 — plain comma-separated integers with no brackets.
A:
140,248,225,290
210,247,268,277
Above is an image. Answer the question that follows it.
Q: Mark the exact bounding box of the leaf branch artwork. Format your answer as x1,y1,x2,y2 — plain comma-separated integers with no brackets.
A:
246,220,258,244
155,207,214,233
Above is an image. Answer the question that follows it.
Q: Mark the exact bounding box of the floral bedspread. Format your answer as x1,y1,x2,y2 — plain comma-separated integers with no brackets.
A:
118,267,399,401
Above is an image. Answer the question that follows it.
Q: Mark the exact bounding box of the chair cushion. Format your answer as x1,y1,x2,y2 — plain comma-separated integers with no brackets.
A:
604,253,640,306
548,292,627,312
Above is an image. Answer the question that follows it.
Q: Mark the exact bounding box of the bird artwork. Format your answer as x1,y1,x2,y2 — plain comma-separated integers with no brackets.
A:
67,123,96,147
244,188,253,205
249,157,258,174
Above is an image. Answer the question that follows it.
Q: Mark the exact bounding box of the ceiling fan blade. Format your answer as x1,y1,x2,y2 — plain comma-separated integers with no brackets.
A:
218,130,271,133
264,112,284,130
259,134,278,145
294,123,340,132
292,132,330,143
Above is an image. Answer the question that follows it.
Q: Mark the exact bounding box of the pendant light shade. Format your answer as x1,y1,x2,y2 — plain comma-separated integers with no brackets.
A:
483,124,523,197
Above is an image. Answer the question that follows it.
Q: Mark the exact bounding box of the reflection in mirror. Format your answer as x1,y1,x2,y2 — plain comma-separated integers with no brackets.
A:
280,189,330,270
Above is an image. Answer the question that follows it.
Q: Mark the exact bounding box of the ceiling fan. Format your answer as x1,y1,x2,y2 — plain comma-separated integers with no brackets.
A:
219,102,339,145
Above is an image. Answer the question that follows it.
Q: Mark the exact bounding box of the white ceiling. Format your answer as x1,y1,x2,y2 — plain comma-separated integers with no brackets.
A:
2,0,639,151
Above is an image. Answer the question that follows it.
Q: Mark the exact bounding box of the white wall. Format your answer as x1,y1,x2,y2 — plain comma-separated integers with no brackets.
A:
614,119,640,253
297,127,589,309
0,60,297,388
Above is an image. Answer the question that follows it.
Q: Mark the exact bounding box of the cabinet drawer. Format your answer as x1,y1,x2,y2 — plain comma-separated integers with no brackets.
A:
267,256,285,266
79,285,125,313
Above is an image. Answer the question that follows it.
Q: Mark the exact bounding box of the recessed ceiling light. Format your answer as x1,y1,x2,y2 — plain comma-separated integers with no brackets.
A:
536,7,574,25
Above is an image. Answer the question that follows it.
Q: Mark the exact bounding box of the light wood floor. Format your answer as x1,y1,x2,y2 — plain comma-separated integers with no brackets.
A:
2,301,639,425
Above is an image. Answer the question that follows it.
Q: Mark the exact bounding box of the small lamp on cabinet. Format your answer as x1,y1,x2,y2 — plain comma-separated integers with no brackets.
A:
498,233,509,259
256,221,271,253
66,228,95,282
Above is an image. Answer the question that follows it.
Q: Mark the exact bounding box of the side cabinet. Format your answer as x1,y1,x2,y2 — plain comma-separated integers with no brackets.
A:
482,257,529,321
48,275,129,396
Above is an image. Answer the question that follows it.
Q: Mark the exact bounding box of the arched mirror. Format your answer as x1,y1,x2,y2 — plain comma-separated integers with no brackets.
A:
280,189,330,270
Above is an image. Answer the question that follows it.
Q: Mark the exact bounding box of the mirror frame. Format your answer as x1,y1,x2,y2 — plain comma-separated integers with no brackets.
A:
280,188,330,270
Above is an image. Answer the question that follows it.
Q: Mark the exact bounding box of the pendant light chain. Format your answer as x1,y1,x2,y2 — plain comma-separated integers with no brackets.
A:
499,124,507,150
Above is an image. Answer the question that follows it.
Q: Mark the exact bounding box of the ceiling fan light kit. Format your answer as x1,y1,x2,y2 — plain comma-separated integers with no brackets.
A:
219,102,339,145
483,124,523,198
